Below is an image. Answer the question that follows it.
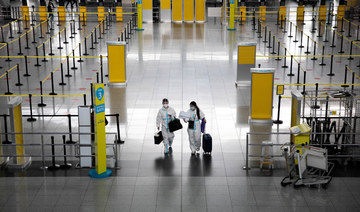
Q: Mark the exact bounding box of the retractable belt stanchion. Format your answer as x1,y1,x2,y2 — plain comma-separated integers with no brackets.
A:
9,22,14,39
90,33,95,49
38,81,46,107
49,37,54,55
340,17,344,32
330,30,336,47
27,94,36,122
319,46,326,66
2,115,10,144
15,64,23,86
299,31,304,48
356,25,360,41
288,55,294,76
1,27,5,42
311,83,320,109
288,22,293,37
66,114,77,144
275,42,281,61
328,55,335,76
49,72,57,95
60,135,72,169
18,37,23,55
59,63,66,86
271,36,276,54
72,50,77,70
6,43,11,62
338,36,344,53
293,26,298,42
78,43,84,62
78,15,82,30
267,31,271,48
58,32,63,49
348,42,354,60
42,45,48,62
5,71,12,95
48,136,60,170
342,65,349,88
83,37,89,56
24,56,30,77
301,71,307,95
311,43,317,60
296,63,301,84
273,95,283,124
305,36,310,54
65,56,72,77
282,48,288,68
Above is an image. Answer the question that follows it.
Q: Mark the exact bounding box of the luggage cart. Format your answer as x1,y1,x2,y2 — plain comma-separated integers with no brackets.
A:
281,143,334,189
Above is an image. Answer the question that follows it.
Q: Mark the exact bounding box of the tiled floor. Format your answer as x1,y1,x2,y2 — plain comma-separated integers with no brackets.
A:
0,0,360,212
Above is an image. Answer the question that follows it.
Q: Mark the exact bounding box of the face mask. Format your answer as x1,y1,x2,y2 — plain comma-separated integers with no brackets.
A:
163,104,168,108
190,106,195,111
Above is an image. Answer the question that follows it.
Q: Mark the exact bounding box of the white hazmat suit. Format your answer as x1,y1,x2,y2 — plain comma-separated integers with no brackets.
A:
185,109,205,152
156,107,176,153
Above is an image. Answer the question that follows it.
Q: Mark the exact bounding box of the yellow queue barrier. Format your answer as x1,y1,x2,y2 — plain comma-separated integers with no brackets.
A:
279,6,286,21
250,68,274,123
318,5,327,21
89,83,112,178
116,6,123,22
297,5,304,21
259,6,266,21
172,0,182,22
337,5,345,20
107,42,127,86
184,0,194,22
195,0,205,22
80,6,87,22
58,6,65,22
39,6,47,21
21,6,30,21
98,6,105,21
239,6,246,22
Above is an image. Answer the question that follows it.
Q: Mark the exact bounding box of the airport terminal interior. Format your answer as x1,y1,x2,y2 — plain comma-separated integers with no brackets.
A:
0,0,360,211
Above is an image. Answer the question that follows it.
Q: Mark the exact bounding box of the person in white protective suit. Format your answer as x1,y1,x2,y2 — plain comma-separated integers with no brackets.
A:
183,101,206,155
156,98,176,154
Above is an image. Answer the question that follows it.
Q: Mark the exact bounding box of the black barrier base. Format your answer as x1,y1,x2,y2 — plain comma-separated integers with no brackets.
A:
38,103,47,107
2,140,11,144
311,105,320,109
57,47,63,50
319,62,326,66
338,51,345,54
304,51,310,54
4,92,13,95
66,140,77,144
116,140,125,144
348,57,354,60
71,67,78,70
27,117,36,122
281,65,288,68
59,82,66,86
341,85,349,88
23,74,31,77
273,120,283,124
49,92,57,95
311,58,318,61
287,73,295,76
15,82,23,86
77,59,84,63
48,164,60,170
60,163,72,169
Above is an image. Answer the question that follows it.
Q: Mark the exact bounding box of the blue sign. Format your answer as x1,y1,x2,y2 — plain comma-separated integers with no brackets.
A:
96,104,105,114
96,87,104,101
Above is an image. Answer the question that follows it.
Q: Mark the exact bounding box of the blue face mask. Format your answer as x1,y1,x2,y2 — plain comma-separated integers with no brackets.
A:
190,106,195,111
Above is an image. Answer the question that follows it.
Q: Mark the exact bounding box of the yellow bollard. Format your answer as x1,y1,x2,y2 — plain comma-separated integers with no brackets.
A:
136,1,144,31
296,5,304,21
39,6,47,21
116,6,123,22
318,5,327,21
259,6,266,21
227,0,235,31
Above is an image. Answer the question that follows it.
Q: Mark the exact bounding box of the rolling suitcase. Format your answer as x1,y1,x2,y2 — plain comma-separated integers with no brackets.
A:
202,133,212,154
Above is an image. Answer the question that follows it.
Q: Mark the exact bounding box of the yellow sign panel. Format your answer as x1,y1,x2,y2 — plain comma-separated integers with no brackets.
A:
251,72,274,120
195,0,205,22
98,6,105,21
21,6,30,21
108,43,126,84
172,0,182,22
116,6,123,22
319,5,327,21
39,6,47,21
239,6,246,22
337,5,345,20
276,85,284,95
93,84,106,174
184,0,194,21
58,6,66,22
259,6,266,21
279,6,286,21
80,6,87,21
143,0,152,10
297,5,304,21
238,46,256,64
161,0,171,9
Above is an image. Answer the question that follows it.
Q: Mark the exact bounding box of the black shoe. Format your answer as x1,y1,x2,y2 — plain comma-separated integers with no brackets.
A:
169,147,173,153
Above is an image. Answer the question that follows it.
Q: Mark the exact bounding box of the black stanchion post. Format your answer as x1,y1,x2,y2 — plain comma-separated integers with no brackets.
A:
98,22,103,39
83,37,89,55
293,26,298,42
267,31,272,48
5,43,11,62
25,31,30,49
66,114,77,144
283,17,287,33
356,25,360,41
311,43,317,60
24,56,30,77
49,37,54,55
319,46,326,66
301,71,307,95
340,17,344,32
275,42,281,61
90,33,95,49
311,83,320,109
4,71,12,95
101,55,106,79
25,15,29,30
46,19,50,34
324,27,329,42
271,36,276,54
60,135,72,169
49,72,57,95
317,21,322,37
102,20,106,34
42,44,48,62
69,22,74,38
346,20,352,37
0,27,4,42
65,56,72,77
15,64,23,86
72,50,77,70
338,35,344,53
116,114,124,144
96,72,99,83
342,65,349,87
72,20,76,34
282,48,288,68
35,47,41,67
18,37,23,55
328,55,335,76
9,22,13,39
83,94,86,105
305,36,310,54
48,136,60,170
351,72,355,92
78,15,82,30
27,94,36,122
57,12,61,26
63,25,68,44
38,81,46,107
296,63,301,84
288,22,293,37
17,19,22,34
94,27,98,44
90,83,94,108
299,31,304,48
330,30,336,47
263,26,267,43
57,32,63,49
273,95,283,124
82,12,86,26
32,26,37,43
280,15,283,29
59,63,66,86
348,42,354,60
288,55,294,76
78,43,84,62
2,115,11,144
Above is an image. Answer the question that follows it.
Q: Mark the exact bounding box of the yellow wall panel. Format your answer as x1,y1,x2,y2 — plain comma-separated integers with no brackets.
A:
238,46,256,64
161,0,171,9
184,0,194,22
39,6,47,21
80,6,87,21
337,5,345,20
195,0,205,21
297,5,304,21
279,6,286,21
143,0,152,10
319,5,327,21
108,45,126,83
172,0,182,21
58,6,65,22
98,6,105,21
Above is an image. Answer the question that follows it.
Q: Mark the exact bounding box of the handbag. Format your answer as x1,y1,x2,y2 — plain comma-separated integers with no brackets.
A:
169,118,183,132
154,131,163,145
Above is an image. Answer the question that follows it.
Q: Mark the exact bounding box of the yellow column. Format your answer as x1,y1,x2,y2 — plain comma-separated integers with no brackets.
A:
227,0,235,31
79,6,87,22
116,6,123,21
195,0,205,22
279,5,286,21
297,5,304,21
136,1,144,31
58,6,65,22
184,0,194,22
259,6,266,21
337,5,345,20
250,68,274,122
21,6,30,21
172,0,182,22
107,42,127,86
89,84,112,178
98,6,105,21
39,6,47,21
318,5,327,21
239,6,246,22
